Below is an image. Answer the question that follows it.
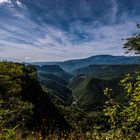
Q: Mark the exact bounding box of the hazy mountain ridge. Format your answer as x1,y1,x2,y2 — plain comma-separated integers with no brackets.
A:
32,55,140,72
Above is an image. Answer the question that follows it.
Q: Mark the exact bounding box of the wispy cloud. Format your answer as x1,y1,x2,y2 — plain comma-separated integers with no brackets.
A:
0,0,10,4
0,0,140,61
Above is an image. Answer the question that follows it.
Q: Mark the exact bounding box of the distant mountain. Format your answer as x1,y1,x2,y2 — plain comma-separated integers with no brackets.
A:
34,65,72,80
32,55,140,72
72,64,140,79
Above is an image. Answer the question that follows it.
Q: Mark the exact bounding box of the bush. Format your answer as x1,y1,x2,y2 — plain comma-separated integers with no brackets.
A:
103,73,140,139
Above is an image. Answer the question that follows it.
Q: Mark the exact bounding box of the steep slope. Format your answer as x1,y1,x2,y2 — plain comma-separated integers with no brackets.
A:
38,73,73,105
38,73,68,86
73,64,140,79
69,76,123,111
34,65,72,81
0,62,70,131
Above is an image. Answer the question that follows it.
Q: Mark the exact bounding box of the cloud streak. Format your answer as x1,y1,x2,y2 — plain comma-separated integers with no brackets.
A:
0,0,9,4
0,0,140,62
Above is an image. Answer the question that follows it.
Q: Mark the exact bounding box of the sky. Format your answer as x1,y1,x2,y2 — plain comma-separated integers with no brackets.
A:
0,0,140,62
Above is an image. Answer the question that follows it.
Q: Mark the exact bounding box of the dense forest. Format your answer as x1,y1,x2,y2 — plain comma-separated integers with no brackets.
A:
0,26,140,139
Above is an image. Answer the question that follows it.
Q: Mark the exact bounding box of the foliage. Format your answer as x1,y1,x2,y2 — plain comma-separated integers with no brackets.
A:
0,61,70,136
123,24,140,54
0,62,35,128
69,75,124,111
0,99,33,128
103,73,140,139
0,125,20,140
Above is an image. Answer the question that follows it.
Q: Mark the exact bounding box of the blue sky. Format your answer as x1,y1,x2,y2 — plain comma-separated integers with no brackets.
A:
0,0,140,61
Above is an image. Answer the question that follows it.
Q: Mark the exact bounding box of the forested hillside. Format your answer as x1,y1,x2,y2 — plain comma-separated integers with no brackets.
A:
34,65,72,80
38,73,73,105
0,62,70,136
1,61,140,139
73,64,140,79
69,76,123,111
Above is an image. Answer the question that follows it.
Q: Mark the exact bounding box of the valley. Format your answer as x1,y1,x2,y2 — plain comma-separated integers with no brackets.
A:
32,56,140,112
1,56,140,139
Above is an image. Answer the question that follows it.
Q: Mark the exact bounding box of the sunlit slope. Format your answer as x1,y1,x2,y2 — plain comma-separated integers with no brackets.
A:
69,76,123,111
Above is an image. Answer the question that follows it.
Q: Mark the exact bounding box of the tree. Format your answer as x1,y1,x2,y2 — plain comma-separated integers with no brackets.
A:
103,74,140,139
123,24,140,54
0,62,34,128
0,61,71,136
102,24,140,139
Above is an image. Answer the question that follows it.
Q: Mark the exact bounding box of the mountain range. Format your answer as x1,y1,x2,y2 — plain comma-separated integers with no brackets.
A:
32,55,140,72
31,55,140,111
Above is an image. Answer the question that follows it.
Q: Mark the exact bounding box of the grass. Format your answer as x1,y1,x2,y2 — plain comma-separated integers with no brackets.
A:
1,128,140,140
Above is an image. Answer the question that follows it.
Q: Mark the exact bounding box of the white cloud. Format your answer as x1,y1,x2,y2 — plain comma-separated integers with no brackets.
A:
0,20,138,62
0,0,23,7
16,0,23,7
111,0,118,23
0,0,139,62
0,0,10,4
0,0,8,3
